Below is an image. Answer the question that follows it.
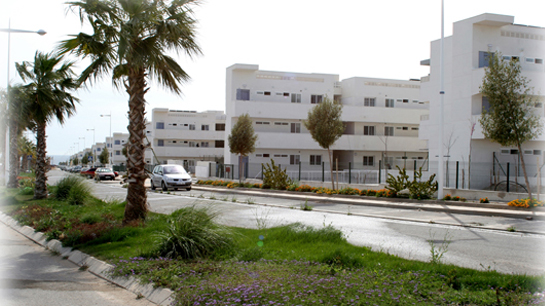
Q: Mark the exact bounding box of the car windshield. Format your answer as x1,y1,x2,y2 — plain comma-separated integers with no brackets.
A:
163,165,187,175
98,168,112,173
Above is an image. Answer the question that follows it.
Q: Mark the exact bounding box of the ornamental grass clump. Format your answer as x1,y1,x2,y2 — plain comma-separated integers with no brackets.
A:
53,175,86,200
66,179,92,206
152,206,235,259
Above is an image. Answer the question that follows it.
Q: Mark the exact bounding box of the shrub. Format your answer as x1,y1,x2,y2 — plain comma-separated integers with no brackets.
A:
480,197,490,203
262,159,293,190
338,187,359,195
452,196,460,201
67,181,92,205
460,197,467,202
54,175,85,200
508,198,544,208
153,206,235,259
19,177,36,189
375,189,395,198
287,181,299,191
295,185,315,192
407,167,438,200
18,187,34,195
444,194,452,201
365,189,377,196
385,166,410,196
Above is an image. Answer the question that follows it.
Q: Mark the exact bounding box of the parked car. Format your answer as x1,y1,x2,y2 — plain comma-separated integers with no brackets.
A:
80,167,98,179
150,164,192,191
94,167,116,181
70,166,82,173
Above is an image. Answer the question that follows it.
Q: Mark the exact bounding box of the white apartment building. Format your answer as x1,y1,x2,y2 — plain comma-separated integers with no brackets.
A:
91,142,106,166
225,64,429,180
419,13,545,188
110,132,129,166
145,108,226,170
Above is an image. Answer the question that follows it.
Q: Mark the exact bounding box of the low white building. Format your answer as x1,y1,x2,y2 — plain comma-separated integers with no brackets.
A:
110,132,129,166
419,13,545,189
145,108,226,171
225,64,429,181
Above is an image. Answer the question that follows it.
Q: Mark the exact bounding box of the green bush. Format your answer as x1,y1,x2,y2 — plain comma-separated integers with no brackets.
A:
262,159,293,190
67,181,92,205
18,187,34,195
153,206,235,259
54,175,85,200
385,166,410,196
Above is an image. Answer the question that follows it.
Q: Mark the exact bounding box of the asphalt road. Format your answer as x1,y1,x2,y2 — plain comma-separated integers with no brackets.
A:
0,221,156,306
48,170,545,276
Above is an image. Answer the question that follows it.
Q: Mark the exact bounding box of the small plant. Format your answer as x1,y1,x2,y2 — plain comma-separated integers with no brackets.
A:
507,226,517,232
262,159,293,190
300,199,313,211
221,196,229,201
79,264,89,271
347,206,352,216
254,208,271,230
444,194,452,201
480,197,490,203
54,175,84,200
198,194,205,198
231,196,237,203
428,230,452,264
460,197,467,202
209,195,217,200
452,196,461,201
246,198,255,204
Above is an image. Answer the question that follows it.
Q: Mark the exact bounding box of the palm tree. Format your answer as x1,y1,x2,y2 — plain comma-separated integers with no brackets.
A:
18,135,36,172
6,85,31,188
16,51,79,199
58,0,202,223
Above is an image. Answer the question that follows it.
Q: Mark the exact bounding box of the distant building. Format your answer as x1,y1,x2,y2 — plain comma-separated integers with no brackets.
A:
145,108,226,172
419,13,545,188
224,64,428,180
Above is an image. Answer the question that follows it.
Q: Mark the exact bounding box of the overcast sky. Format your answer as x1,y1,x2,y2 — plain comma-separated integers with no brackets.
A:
1,0,543,160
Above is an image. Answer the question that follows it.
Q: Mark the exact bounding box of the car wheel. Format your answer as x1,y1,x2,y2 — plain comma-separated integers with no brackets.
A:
161,181,168,191
151,181,156,190
186,187,191,191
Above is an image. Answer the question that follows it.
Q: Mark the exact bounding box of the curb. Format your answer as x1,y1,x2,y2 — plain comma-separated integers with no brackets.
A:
192,185,545,221
0,212,174,306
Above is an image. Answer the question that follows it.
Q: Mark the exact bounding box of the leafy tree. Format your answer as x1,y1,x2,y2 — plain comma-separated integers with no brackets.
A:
73,157,79,166
99,147,109,165
303,96,344,190
59,0,202,224
16,51,79,199
228,113,257,183
82,152,92,165
6,86,30,188
479,52,543,199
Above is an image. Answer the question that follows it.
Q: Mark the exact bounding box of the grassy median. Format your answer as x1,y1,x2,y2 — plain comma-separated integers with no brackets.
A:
1,183,544,305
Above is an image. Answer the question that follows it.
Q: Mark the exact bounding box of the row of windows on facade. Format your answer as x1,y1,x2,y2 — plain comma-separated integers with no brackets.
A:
500,149,542,156
156,140,225,148
236,89,422,107
253,154,423,166
255,122,417,135
482,97,543,112
106,140,126,148
155,122,226,131
478,51,544,68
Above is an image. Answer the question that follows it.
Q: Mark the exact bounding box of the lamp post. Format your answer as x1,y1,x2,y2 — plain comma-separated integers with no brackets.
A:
1,20,46,185
437,0,446,199
100,112,112,167
87,128,95,166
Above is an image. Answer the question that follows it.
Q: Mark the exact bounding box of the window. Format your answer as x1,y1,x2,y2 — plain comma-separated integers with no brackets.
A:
256,154,263,157
201,125,209,131
156,122,165,129
256,121,270,125
172,141,177,143
479,51,494,68
157,139,164,147
283,92,290,98
363,126,375,136
535,102,543,108
310,155,322,165
189,124,195,130
291,93,301,103
384,126,394,136
500,149,510,155
412,100,419,103
236,88,250,101
412,127,419,131
215,140,224,148
364,97,376,107
363,156,374,166
526,58,535,63
114,140,121,145
215,123,225,131
290,155,300,165
96,148,101,152
385,99,395,108
534,150,542,155
264,91,271,96
115,151,121,156
189,142,196,147
311,95,323,104
402,127,408,131
536,58,543,64
263,154,270,158
524,150,533,155
482,96,491,112
402,99,409,103
290,123,301,133
201,142,209,147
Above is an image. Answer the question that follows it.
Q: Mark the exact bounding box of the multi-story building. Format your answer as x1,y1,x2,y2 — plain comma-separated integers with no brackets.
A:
90,142,106,166
145,108,226,171
110,132,129,166
419,13,545,188
225,64,429,181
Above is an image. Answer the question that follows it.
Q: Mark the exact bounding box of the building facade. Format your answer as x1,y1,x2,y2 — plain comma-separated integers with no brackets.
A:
144,108,226,171
225,64,429,181
419,13,545,188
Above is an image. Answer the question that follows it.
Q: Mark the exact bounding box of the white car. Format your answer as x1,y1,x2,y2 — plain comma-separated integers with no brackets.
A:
150,164,192,191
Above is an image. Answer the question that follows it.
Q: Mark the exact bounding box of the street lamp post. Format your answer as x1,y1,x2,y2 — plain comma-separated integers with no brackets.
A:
437,0,446,199
100,112,112,167
87,128,95,166
0,21,46,185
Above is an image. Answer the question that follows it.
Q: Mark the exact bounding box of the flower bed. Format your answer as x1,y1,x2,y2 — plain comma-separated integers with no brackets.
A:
508,198,544,208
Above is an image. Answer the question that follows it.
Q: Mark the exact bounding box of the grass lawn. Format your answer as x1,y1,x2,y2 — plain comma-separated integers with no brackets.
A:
1,187,544,306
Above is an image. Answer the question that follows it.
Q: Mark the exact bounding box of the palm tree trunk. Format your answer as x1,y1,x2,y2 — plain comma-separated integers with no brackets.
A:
7,117,18,188
123,69,148,224
34,123,48,199
517,143,533,200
